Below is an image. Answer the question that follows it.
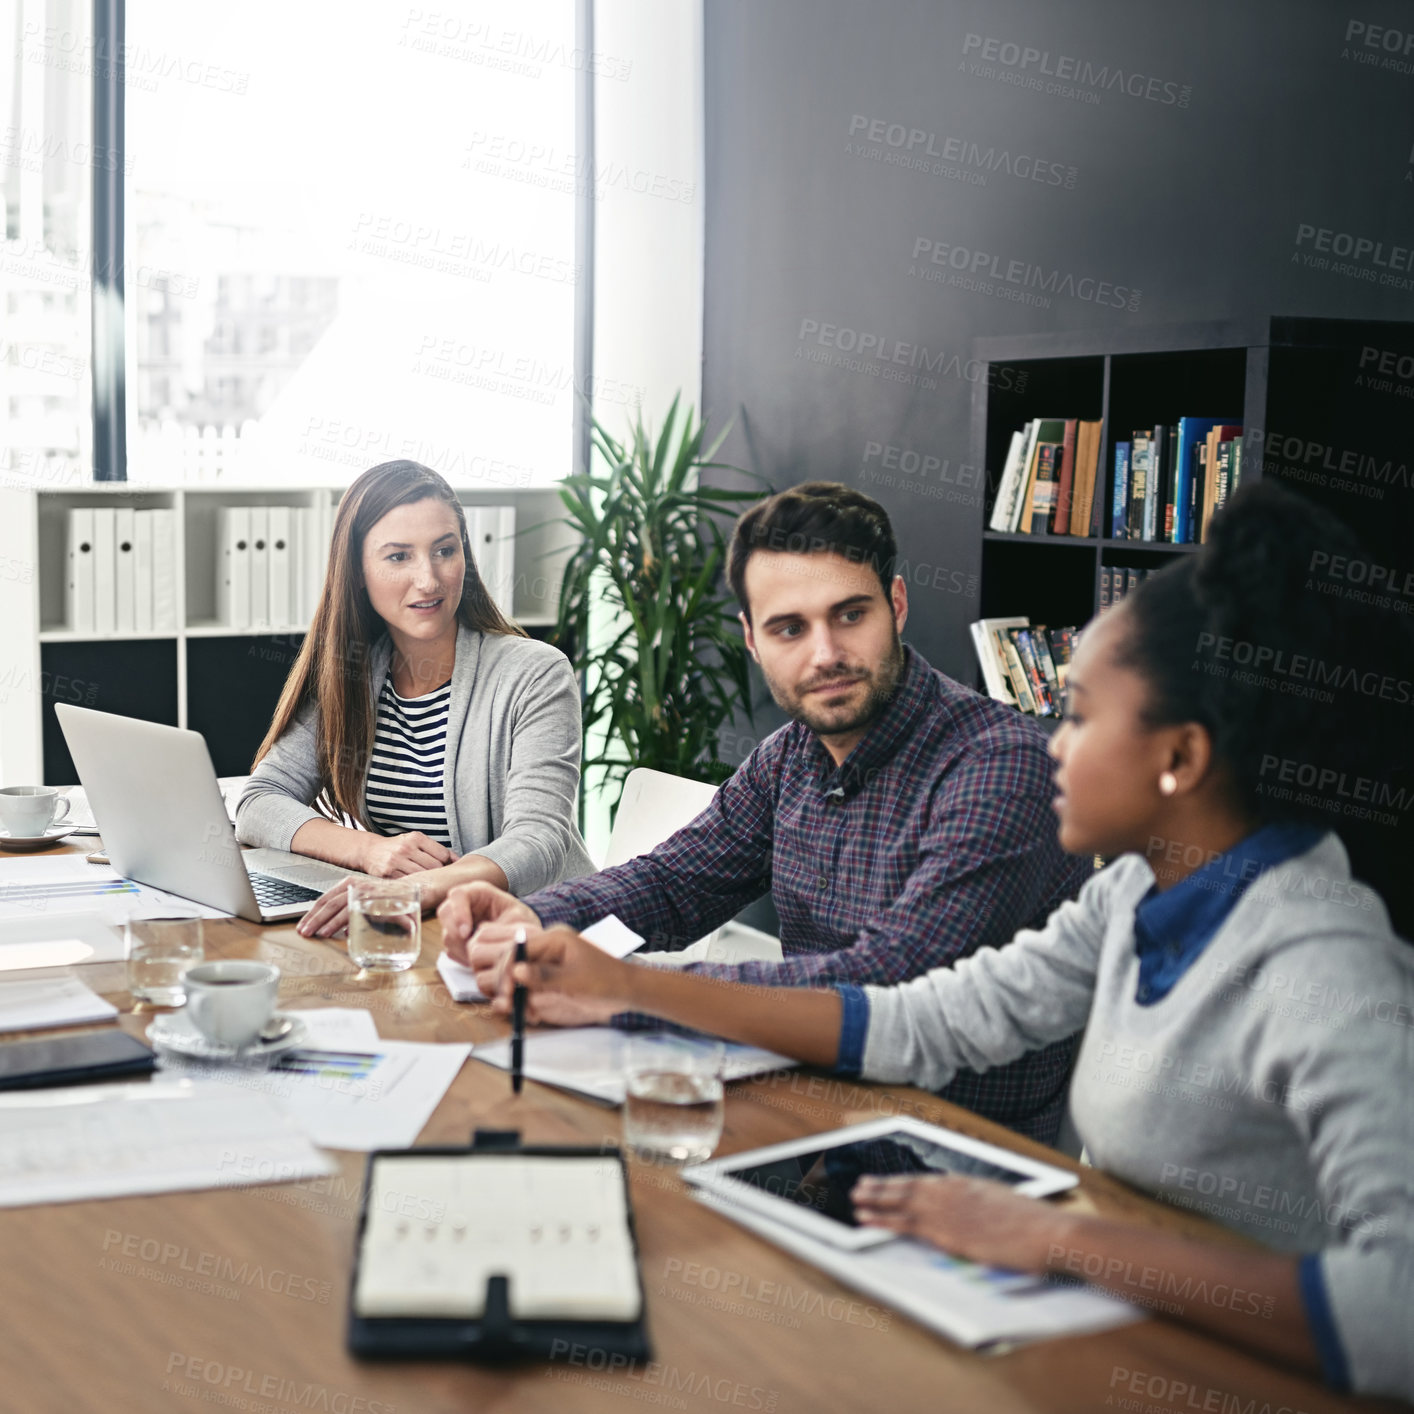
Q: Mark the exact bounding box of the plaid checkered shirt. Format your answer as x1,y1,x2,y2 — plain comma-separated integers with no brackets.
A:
525,645,1092,1142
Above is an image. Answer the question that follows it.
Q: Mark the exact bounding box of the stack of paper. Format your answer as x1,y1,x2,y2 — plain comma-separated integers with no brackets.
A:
156,1009,472,1151
0,1081,333,1207
0,975,117,1032
472,1028,794,1106
690,1189,1141,1350
0,856,228,924
0,914,126,973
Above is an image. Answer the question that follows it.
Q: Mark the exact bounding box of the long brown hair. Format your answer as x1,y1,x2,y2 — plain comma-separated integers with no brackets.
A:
254,460,526,827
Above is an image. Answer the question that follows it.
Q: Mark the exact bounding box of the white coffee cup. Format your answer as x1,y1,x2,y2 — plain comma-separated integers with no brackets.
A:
183,960,280,1049
0,786,70,837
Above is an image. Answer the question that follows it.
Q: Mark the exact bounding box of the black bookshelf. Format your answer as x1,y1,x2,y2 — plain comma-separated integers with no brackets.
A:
971,316,1414,629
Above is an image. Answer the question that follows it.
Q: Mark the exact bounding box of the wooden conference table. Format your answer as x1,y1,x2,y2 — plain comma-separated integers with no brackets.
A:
0,842,1399,1414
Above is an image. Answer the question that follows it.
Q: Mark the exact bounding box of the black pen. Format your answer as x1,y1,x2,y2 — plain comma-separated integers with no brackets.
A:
511,925,527,1095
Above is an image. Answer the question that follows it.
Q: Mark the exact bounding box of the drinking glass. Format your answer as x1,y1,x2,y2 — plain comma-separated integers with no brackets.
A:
622,1034,725,1166
126,918,204,1006
347,879,422,972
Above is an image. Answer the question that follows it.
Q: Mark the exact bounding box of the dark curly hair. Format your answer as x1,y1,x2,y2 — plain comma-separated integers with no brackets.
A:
727,482,897,620
1115,479,1414,935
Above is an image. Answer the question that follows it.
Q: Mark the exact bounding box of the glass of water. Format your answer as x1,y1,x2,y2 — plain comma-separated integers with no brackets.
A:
126,918,204,1006
347,879,422,972
623,1033,725,1167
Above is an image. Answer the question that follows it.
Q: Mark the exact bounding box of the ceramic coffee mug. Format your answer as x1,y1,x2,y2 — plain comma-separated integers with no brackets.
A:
0,786,70,837
183,960,280,1049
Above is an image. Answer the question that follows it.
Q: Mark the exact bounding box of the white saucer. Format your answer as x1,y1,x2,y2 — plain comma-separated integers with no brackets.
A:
0,825,80,853
147,1009,308,1063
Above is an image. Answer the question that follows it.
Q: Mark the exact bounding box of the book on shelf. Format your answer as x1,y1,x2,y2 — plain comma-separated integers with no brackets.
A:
1015,419,1063,533
1053,420,1078,534
970,617,1082,718
1103,417,1243,544
1145,424,1166,543
1127,434,1151,542
989,418,1101,538
1199,425,1243,542
1047,628,1074,694
1111,443,1131,541
1100,565,1155,611
969,615,1029,703
1030,624,1063,707
1170,417,1240,542
999,632,1038,713
988,429,1029,533
1027,442,1062,534
1069,419,1103,539
1010,628,1054,715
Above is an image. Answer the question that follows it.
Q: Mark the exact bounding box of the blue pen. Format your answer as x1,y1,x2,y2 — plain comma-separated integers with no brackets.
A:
511,924,527,1095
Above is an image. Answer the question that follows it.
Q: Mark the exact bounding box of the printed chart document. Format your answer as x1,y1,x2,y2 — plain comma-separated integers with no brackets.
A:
156,1009,470,1151
0,857,228,923
690,1186,1140,1350
0,1080,333,1208
0,975,118,1032
437,913,646,1002
473,1027,794,1106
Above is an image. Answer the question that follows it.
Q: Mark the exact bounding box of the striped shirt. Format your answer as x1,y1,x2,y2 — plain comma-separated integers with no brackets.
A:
365,676,453,845
525,645,1092,1143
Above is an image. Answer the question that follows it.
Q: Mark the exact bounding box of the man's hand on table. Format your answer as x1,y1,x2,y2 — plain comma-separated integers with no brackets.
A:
471,924,631,1027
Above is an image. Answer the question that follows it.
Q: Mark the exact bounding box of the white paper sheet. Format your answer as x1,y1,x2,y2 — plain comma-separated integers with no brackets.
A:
286,1007,381,1047
0,1080,333,1207
472,1027,794,1106
436,912,647,1002
690,1186,1140,1350
0,913,126,972
0,857,227,922
0,975,118,1033
154,1014,471,1152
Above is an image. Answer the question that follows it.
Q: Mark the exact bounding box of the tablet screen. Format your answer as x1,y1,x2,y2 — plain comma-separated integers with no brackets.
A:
712,1128,1031,1231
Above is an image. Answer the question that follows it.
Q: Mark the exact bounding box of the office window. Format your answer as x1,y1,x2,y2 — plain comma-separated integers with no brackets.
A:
125,0,578,489
0,0,94,488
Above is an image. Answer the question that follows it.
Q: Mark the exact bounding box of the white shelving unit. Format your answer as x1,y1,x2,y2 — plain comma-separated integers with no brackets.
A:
0,483,573,785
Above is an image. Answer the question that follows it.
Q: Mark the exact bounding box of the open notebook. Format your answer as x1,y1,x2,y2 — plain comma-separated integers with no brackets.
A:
353,1151,643,1324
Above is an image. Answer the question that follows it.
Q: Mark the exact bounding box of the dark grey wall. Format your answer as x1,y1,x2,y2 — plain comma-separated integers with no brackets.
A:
702,0,1414,721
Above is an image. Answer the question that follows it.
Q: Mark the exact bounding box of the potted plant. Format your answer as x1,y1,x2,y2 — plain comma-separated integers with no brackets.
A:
548,394,766,822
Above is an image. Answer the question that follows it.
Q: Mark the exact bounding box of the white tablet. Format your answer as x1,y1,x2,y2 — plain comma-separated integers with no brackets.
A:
682,1116,1079,1251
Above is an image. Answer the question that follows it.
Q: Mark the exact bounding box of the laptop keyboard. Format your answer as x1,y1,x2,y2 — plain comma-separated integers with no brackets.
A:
248,873,324,908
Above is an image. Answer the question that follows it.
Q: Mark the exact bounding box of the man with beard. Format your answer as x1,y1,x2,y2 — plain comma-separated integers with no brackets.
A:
439,483,1089,1141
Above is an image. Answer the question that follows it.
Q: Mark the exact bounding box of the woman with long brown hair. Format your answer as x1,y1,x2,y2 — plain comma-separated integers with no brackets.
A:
234,460,593,936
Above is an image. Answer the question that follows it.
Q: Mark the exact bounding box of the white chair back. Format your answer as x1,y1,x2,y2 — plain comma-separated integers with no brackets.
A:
603,768,719,869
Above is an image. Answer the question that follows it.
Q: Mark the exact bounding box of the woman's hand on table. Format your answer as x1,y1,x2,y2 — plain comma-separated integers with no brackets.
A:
851,1174,1075,1274
360,832,457,879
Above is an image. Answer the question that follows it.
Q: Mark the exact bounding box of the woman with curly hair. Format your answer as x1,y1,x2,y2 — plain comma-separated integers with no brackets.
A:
459,480,1414,1401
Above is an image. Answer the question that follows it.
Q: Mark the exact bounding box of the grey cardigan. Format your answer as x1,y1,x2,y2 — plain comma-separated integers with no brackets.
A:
858,833,1414,1401
234,626,595,894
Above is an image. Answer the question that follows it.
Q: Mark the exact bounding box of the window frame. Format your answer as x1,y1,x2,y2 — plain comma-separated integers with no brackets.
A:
87,0,596,487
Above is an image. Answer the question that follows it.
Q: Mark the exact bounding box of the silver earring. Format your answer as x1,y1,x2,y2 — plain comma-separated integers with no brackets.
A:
1159,771,1178,796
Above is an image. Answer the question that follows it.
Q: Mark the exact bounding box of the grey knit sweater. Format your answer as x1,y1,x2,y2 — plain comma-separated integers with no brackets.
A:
857,832,1414,1401
234,626,594,894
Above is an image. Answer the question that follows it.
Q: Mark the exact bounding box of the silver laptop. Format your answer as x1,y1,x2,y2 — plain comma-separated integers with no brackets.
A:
56,704,361,922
